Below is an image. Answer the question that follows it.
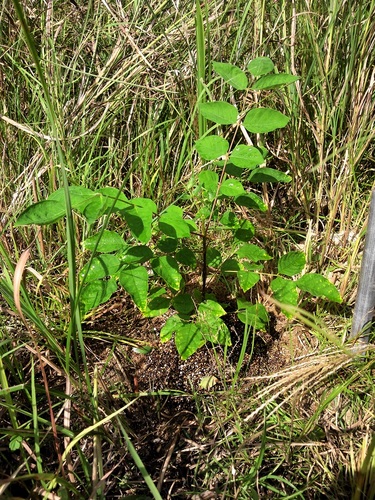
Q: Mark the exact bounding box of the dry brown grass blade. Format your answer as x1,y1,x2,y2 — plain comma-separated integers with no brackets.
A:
13,246,31,325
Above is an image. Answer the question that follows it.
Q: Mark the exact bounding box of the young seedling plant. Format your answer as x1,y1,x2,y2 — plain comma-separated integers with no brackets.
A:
15,57,342,360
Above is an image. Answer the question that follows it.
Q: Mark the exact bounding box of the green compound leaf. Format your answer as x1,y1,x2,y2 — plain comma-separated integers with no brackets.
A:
144,290,170,318
219,179,245,197
251,73,299,90
98,187,129,212
173,293,195,315
198,300,226,318
237,300,269,329
278,251,306,277
197,316,231,346
119,265,149,312
80,278,118,314
195,135,229,160
175,323,205,360
220,211,240,228
237,243,272,262
199,170,219,196
270,277,299,311
159,205,196,238
221,258,242,275
249,167,292,183
175,247,197,268
83,230,125,253
160,314,184,342
237,271,260,292
15,200,65,226
151,256,184,291
229,145,264,169
121,197,157,243
235,193,267,212
243,108,290,133
80,254,121,283
119,245,153,265
199,101,238,125
248,57,274,76
234,220,255,242
206,248,222,268
296,273,342,303
213,61,248,90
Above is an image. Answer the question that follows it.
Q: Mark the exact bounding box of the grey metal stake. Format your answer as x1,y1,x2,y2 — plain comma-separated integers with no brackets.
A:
350,189,375,344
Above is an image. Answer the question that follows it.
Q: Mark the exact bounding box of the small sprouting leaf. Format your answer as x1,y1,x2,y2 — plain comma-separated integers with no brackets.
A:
199,101,238,125
237,271,260,292
15,200,65,226
248,57,274,76
119,265,149,312
80,278,117,314
252,73,299,90
80,254,121,282
219,179,245,197
206,248,222,268
9,435,22,451
270,277,299,310
160,314,184,342
243,108,290,133
151,256,184,291
278,251,306,277
83,230,125,253
132,345,153,354
229,145,264,169
249,167,292,183
195,135,229,160
159,205,195,238
121,198,157,243
296,273,342,303
173,293,195,314
175,247,197,268
213,61,248,90
234,220,255,242
237,243,272,262
119,245,153,265
175,323,205,359
235,193,267,212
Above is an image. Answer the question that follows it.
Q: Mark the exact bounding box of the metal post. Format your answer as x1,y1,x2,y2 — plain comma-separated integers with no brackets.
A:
351,189,375,344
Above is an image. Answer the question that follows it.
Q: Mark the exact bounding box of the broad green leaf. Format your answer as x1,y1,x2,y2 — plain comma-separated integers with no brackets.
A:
159,205,194,238
173,293,195,314
229,145,264,169
234,193,267,212
199,170,219,196
234,220,255,242
175,247,197,268
83,230,125,253
237,243,272,262
248,57,274,76
144,293,170,317
249,167,292,183
270,277,299,310
213,61,248,90
237,301,269,329
119,245,153,265
48,186,96,213
175,323,205,360
195,135,229,160
198,300,226,318
119,265,149,311
251,73,299,90
80,278,117,314
151,256,184,291
243,108,290,133
121,198,157,243
199,101,238,125
157,237,178,253
206,248,222,268
296,273,342,303
80,254,121,283
198,316,231,345
98,187,129,212
278,251,306,277
237,271,260,292
219,179,245,197
221,258,241,275
15,200,65,226
220,211,240,228
83,196,107,224
160,314,184,342
242,261,263,271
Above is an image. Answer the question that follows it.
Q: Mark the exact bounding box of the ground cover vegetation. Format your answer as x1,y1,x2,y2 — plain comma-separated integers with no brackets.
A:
0,0,374,498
